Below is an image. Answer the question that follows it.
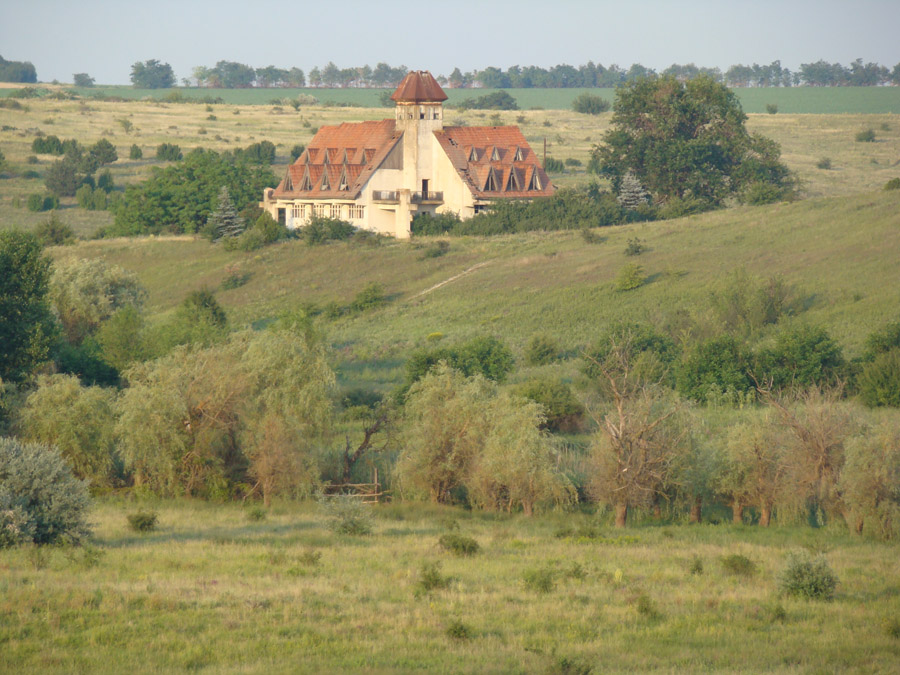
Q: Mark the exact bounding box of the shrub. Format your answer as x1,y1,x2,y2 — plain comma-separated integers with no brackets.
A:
777,551,837,600
290,144,306,162
689,556,704,575
438,533,480,556
126,510,158,532
89,138,117,165
421,240,449,259
544,157,565,173
721,554,756,577
34,213,75,246
236,140,276,165
855,129,876,143
156,143,183,161
523,566,555,593
456,91,518,111
765,104,779,115
417,561,450,593
885,177,900,191
26,193,46,212
513,378,584,433
817,157,833,170
636,594,662,620
615,262,646,291
0,437,91,546
445,619,471,640
32,135,63,155
564,157,583,167
301,216,356,245
525,334,560,366
129,144,142,160
319,495,373,535
572,92,610,115
624,237,645,256
350,283,387,312
858,349,900,407
246,506,267,522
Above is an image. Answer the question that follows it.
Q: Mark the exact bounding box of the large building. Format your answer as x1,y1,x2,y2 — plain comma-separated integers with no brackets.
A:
261,71,554,238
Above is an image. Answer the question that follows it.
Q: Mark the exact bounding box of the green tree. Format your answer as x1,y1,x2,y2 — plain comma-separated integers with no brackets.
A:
72,73,94,87
95,305,149,371
130,59,176,88
203,186,245,241
89,138,117,165
754,324,845,391
677,335,754,404
840,419,900,539
0,230,56,382
590,75,794,209
50,258,146,345
571,92,610,115
19,374,116,484
857,350,900,407
513,378,584,433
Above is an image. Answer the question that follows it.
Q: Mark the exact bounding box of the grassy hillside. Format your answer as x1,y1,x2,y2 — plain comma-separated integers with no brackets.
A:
53,189,900,394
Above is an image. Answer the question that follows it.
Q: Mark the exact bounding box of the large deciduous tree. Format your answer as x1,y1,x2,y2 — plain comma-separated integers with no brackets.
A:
590,75,795,209
130,59,176,89
0,230,56,383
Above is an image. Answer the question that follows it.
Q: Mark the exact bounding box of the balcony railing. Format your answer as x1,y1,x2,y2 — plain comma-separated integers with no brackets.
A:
412,191,444,204
372,190,399,203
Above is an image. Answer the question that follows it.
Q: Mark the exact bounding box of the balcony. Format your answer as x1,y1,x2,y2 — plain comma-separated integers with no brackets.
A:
372,190,399,203
412,191,444,204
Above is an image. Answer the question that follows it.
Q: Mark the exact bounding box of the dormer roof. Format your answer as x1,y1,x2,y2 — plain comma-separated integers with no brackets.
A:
390,70,448,104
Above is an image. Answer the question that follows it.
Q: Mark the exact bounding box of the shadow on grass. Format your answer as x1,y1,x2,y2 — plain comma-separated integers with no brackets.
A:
97,521,318,549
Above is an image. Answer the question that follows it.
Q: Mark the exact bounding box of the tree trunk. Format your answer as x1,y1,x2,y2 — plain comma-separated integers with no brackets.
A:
760,504,772,527
689,495,702,523
614,502,628,528
732,500,744,525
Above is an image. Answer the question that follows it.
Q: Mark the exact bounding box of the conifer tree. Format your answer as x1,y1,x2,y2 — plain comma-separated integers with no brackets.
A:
205,187,245,241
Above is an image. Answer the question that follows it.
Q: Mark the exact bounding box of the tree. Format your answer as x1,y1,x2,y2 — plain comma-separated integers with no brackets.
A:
0,437,91,546
73,73,95,87
858,350,900,407
0,230,56,382
89,138,117,165
130,59,176,88
50,258,147,345
571,92,610,115
0,55,37,83
590,75,795,209
840,419,900,539
19,374,116,484
754,324,845,391
676,335,754,404
203,186,246,241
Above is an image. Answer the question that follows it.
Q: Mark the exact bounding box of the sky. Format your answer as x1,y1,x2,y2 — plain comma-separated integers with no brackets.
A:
2,0,898,85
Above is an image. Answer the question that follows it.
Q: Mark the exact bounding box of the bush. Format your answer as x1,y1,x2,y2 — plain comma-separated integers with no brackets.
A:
615,262,645,291
544,157,565,173
236,141,276,165
817,157,833,170
89,138,117,165
885,177,900,191
525,334,560,366
301,216,356,245
445,619,471,640
32,135,63,155
513,378,584,433
26,193,46,212
246,506,267,522
572,92,610,115
156,143,183,161
855,129,876,143
777,551,837,600
129,144,142,160
421,240,449,259
126,510,158,532
290,144,306,162
624,237,645,256
0,437,91,547
456,91,518,111
350,283,387,312
34,213,75,246
636,594,662,620
438,533,480,556
523,566,555,593
417,561,450,593
765,104,779,115
319,495,373,535
858,349,900,407
564,157,583,167
721,554,756,577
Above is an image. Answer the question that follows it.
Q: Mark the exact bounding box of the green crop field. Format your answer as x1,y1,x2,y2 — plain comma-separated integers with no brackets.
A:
1,500,898,673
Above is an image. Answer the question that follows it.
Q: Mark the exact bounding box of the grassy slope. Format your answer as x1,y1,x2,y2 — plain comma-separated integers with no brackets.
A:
1,501,898,673
55,190,900,394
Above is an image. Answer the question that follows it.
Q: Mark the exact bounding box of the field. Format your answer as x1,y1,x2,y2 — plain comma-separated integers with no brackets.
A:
5,84,900,114
1,500,898,673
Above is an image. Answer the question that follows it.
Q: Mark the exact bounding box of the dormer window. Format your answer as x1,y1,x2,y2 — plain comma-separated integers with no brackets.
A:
514,147,525,161
299,169,312,191
320,171,330,190
484,168,498,192
528,171,542,191
491,147,501,161
468,147,479,162
505,169,520,192
338,170,349,191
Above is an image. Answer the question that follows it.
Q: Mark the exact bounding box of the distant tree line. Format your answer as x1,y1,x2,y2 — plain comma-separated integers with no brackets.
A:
0,54,37,83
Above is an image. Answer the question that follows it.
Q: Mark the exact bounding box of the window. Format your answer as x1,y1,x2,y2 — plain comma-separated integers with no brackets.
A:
491,147,501,161
528,171,542,191
474,204,489,215
338,172,349,191
314,203,328,217
320,171,330,190
349,204,365,220
291,204,302,219
514,147,525,161
330,204,343,219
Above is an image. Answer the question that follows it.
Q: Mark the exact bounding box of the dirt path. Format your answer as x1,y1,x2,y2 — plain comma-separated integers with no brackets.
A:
412,261,493,299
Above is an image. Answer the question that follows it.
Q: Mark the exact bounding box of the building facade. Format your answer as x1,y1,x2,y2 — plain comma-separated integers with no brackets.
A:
261,71,554,238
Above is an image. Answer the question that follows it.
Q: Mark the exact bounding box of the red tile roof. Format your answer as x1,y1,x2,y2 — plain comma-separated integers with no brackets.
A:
390,70,448,103
273,119,401,199
434,126,555,199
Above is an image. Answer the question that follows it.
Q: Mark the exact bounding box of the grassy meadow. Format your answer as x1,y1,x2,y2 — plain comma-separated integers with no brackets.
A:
2,89,900,672
1,500,898,673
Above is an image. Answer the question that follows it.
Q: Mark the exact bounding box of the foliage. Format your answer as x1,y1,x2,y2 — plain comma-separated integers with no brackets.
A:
522,566,555,593
840,421,900,539
130,60,175,89
300,216,356,245
234,141,276,165
50,258,146,345
710,268,794,336
26,193,59,212
676,335,753,404
754,324,845,391
857,349,900,407
615,262,645,291
44,156,93,197
438,533,480,556
624,237,645,256
110,149,277,236
583,322,678,388
855,129,876,142
126,510,158,532
73,73,94,87
721,554,756,576
862,320,900,360
290,144,307,162
525,334,560,366
129,144,142,160
777,551,837,600
350,283,387,313
885,177,900,191
402,335,514,395
0,437,91,546
817,157,833,170
416,561,450,593
89,138,117,165
456,91,519,110
95,305,148,372
19,374,117,484
0,55,37,83
544,157,565,173
319,495,373,535
32,134,64,155
202,186,245,241
513,378,584,432
155,143,182,161
766,103,779,115
445,620,472,640
0,230,56,382
571,92,610,115
591,75,795,209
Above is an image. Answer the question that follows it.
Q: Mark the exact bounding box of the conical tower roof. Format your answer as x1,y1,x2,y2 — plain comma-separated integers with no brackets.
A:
390,70,448,103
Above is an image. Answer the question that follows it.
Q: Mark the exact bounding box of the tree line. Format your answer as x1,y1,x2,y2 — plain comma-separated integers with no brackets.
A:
128,58,900,89
0,54,37,83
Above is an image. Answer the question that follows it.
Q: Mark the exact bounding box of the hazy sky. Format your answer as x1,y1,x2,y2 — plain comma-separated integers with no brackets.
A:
2,0,898,85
